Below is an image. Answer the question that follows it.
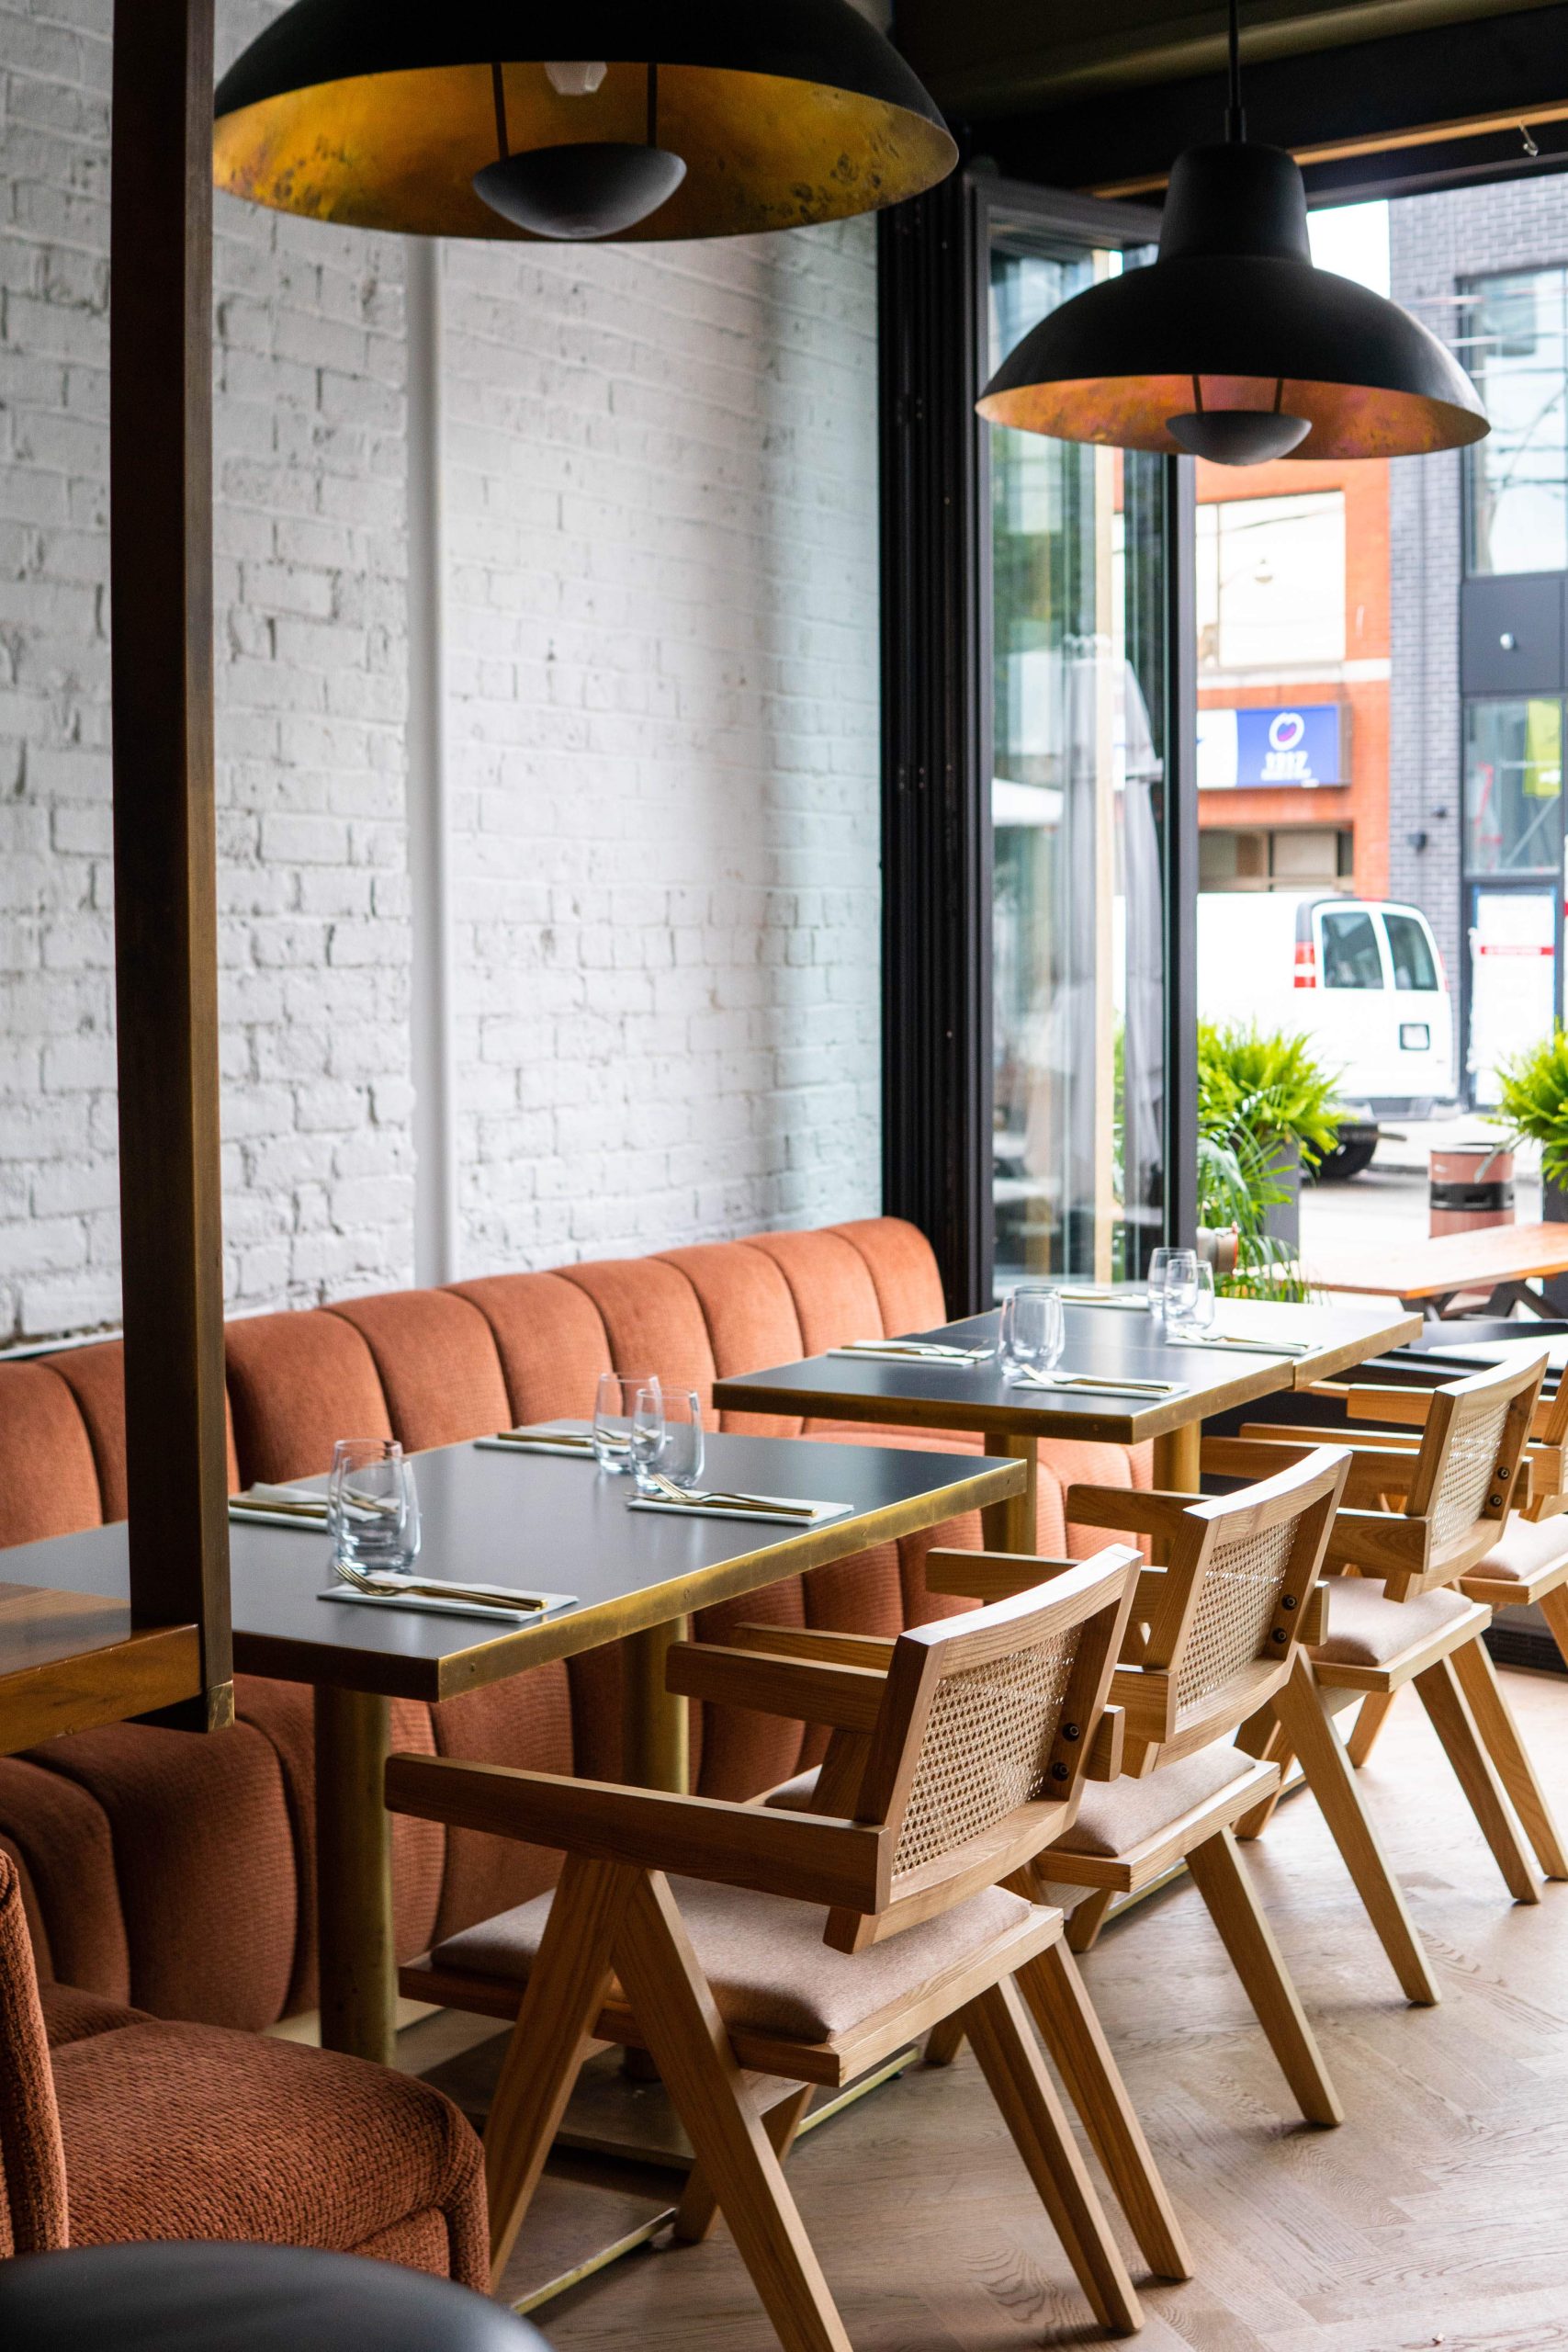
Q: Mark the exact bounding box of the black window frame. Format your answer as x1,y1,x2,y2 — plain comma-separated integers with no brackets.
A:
879,169,1198,1313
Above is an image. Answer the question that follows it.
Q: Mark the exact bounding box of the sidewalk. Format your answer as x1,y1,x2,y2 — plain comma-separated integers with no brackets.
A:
1301,1112,1540,1262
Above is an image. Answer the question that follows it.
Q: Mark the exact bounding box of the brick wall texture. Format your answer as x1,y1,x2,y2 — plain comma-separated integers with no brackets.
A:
0,0,882,1345
1388,177,1568,995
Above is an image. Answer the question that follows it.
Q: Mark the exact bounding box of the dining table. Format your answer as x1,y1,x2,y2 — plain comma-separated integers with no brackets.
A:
2,1426,1025,2068
712,1290,1424,1554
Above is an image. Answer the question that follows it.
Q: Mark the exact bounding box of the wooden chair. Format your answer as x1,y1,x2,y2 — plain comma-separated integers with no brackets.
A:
1323,1367,1568,1791
927,1443,1351,2132
1228,1351,1565,1904
388,1548,1166,2346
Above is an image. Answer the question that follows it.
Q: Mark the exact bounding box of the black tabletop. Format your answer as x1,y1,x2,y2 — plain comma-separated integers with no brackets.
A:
710,1296,1423,1442
2,1431,1022,1702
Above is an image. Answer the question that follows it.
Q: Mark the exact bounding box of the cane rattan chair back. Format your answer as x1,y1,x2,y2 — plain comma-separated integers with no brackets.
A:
1062,1443,1350,1770
827,1546,1140,1947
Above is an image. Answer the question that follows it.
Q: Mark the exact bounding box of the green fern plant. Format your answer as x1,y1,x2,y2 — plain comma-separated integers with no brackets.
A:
1492,1029,1568,1190
1197,1023,1340,1301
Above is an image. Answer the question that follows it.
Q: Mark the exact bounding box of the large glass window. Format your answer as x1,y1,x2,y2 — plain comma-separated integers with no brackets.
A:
1463,698,1562,872
1464,269,1568,575
988,234,1168,1289
1196,492,1346,670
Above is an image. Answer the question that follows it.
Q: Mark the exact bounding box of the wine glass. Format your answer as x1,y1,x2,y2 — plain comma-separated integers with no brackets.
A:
1149,1248,1200,1325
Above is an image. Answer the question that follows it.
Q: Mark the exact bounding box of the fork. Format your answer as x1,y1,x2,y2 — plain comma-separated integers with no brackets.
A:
642,1470,815,1517
331,1557,553,1611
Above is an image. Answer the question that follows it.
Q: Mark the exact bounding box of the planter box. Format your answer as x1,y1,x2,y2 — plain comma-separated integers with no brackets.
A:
1262,1140,1301,1252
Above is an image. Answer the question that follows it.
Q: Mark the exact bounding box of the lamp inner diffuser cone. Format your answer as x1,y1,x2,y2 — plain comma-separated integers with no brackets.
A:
1165,406,1311,464
473,141,687,237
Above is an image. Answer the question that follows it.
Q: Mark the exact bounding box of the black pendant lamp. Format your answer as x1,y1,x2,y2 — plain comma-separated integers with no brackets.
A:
976,0,1486,464
213,2,957,245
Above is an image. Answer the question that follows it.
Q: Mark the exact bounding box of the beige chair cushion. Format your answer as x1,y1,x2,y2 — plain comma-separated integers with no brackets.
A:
432,1876,1037,2044
1470,1513,1568,1586
1052,1746,1258,1861
1312,1576,1475,1668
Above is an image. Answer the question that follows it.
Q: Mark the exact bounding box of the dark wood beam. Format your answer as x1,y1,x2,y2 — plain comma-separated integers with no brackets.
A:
109,0,233,1729
962,2,1568,207
897,0,1563,117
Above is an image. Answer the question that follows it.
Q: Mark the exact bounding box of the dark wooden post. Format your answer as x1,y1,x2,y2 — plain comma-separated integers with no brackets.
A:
109,0,233,1727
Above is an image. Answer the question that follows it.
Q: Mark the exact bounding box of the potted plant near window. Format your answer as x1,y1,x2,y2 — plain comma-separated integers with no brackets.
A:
1493,1030,1568,1225
1198,1022,1341,1294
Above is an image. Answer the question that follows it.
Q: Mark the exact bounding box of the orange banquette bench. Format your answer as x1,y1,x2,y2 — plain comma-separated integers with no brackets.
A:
0,1218,1151,2032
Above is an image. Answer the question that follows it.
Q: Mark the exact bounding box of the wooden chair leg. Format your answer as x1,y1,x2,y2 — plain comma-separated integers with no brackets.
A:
1019,1939,1193,2282
482,1854,637,2287
1346,1690,1399,1769
1450,1635,1568,1881
923,2011,967,2067
1184,1826,1343,2128
1272,1649,1440,2007
962,1976,1143,2337
1537,1581,1568,1673
1233,1710,1292,1839
1413,1654,1541,1905
1066,1885,1117,1953
615,1871,853,2352
673,2084,813,2245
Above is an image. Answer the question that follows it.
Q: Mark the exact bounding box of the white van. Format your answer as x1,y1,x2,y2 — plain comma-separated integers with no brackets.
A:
1196,893,1455,1177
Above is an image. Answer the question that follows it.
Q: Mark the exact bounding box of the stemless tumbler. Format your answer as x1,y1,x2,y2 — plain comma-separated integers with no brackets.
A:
593,1373,662,1473
329,1438,419,1573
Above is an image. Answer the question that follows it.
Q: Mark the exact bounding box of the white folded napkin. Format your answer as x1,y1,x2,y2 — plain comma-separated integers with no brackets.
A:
829,1340,991,1364
627,1487,852,1529
1007,1368,1188,1398
1162,1333,1314,1357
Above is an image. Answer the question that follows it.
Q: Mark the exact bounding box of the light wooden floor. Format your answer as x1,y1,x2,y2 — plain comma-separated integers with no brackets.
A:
414,1667,1568,2351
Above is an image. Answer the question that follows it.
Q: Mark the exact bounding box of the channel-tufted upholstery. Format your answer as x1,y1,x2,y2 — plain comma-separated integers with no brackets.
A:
0,1851,486,2282
0,1219,1150,2030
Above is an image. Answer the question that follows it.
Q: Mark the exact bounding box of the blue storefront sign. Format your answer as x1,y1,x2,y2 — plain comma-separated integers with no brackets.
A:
1197,704,1346,789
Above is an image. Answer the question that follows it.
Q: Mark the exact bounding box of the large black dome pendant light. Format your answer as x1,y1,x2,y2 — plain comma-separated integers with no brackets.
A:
976,0,1487,464
212,2,957,244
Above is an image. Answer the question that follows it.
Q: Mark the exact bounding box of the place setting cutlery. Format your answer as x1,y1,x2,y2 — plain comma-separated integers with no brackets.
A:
321,1555,580,1627
1005,1368,1190,1399
474,1420,599,1459
229,1481,333,1530
829,1338,994,1365
626,1468,852,1528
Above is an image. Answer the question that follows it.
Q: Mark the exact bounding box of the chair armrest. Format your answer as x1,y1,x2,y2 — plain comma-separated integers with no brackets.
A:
1323,1510,1430,1577
384,1755,890,1913
728,1623,897,1671
925,1549,1082,1601
1197,1436,1335,1481
1064,1485,1200,1534
1300,1582,1329,1645
1086,1704,1124,1781
665,1644,886,1730
1343,1385,1436,1430
1235,1421,1421,1457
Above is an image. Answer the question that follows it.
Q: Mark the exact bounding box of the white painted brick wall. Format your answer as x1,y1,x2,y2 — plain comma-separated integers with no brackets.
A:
0,0,413,1344
0,5,883,1340
441,225,883,1270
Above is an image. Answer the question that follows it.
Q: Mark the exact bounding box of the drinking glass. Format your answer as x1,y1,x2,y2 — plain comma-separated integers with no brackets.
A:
329,1438,419,1573
1169,1261,1216,1336
629,1384,666,1493
592,1373,662,1473
1148,1248,1200,1324
999,1284,1066,1377
652,1387,705,1493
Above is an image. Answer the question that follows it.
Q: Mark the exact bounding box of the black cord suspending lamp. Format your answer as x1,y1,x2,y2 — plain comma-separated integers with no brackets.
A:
212,1,957,243
978,0,1488,464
